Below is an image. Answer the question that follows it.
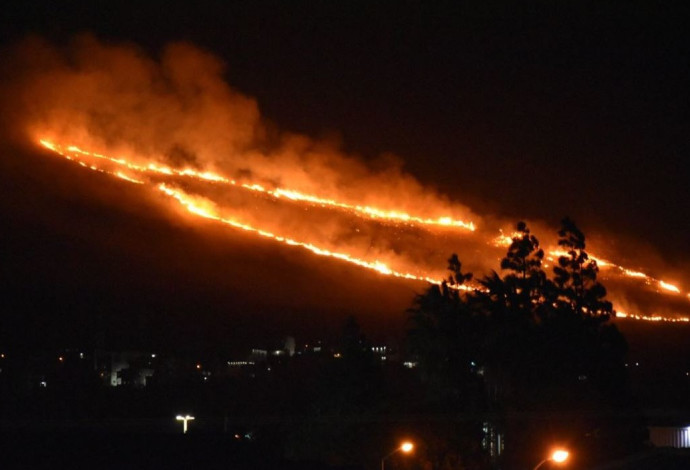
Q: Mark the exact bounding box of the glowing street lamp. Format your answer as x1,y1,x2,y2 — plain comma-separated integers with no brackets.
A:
176,414,195,434
533,449,569,470
381,441,414,470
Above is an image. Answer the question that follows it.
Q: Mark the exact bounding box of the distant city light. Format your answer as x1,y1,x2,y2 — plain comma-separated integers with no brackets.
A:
552,450,569,463
227,361,255,367
176,414,195,434
382,441,415,470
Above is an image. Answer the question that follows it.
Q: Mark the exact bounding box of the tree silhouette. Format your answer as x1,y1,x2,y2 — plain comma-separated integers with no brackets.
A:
407,255,483,408
500,221,544,279
405,219,641,468
554,217,612,320
493,221,555,323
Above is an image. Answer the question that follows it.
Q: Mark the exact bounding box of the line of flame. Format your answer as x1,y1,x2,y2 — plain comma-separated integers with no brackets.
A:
38,139,468,285
548,249,683,296
494,232,686,299
615,311,690,323
39,140,475,231
157,183,468,288
37,139,688,322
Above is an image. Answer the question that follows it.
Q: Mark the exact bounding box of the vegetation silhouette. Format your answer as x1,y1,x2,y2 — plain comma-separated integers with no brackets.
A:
406,219,644,469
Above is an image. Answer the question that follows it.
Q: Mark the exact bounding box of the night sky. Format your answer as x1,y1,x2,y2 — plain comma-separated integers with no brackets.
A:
1,1,689,352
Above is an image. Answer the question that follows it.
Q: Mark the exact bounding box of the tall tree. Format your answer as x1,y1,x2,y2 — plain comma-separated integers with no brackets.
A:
405,220,641,470
407,255,482,408
553,217,613,320
474,222,555,404
496,221,553,322
551,218,628,400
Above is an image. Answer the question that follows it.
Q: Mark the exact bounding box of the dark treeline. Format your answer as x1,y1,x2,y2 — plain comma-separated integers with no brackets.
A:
406,218,645,469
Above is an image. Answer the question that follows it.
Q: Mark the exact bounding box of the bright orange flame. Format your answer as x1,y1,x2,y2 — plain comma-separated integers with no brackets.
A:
622,268,647,279
495,240,686,300
615,311,690,323
158,183,462,286
115,171,144,184
36,138,690,323
43,138,474,287
39,140,475,231
659,280,681,294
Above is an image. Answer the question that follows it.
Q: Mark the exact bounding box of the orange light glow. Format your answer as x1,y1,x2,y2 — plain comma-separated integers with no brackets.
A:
36,138,690,323
158,183,461,287
615,311,690,323
551,449,569,463
659,280,681,294
39,140,475,231
495,238,687,301
39,138,480,291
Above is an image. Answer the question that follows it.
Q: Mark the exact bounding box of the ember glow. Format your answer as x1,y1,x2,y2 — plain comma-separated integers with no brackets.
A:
158,183,458,286
7,36,688,324
41,141,475,231
502,246,688,301
37,138,688,322
615,311,690,323
39,138,465,288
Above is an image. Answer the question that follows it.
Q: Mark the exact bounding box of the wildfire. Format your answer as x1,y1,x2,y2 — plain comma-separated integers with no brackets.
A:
499,243,686,300
616,311,690,323
40,138,474,288
39,140,475,231
659,280,681,294
36,138,688,322
158,183,459,285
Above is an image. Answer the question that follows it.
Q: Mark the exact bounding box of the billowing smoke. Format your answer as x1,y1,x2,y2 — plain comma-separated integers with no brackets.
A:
1,34,688,322
2,34,477,226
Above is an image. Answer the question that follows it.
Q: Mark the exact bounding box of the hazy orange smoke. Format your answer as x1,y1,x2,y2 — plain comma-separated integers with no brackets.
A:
3,35,689,322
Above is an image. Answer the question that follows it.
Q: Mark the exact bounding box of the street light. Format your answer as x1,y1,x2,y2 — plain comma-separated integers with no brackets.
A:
176,414,195,434
381,441,414,470
533,449,569,470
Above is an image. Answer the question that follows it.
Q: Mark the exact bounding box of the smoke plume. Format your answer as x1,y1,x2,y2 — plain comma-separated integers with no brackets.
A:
1,34,688,322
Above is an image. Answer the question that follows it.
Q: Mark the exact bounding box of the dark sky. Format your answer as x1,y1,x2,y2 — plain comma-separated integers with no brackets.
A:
1,1,689,351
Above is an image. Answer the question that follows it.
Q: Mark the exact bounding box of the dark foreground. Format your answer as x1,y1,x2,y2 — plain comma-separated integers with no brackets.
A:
592,448,690,470
0,431,344,470
2,429,690,470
